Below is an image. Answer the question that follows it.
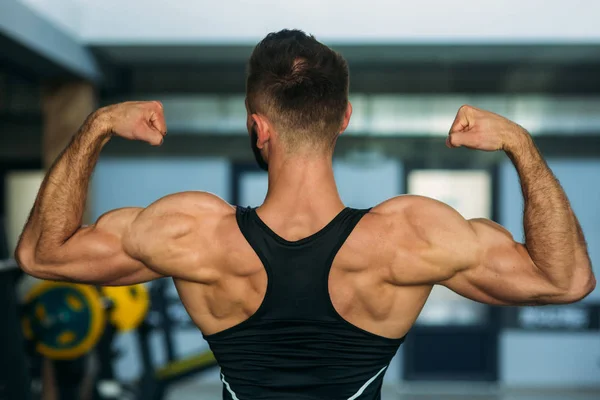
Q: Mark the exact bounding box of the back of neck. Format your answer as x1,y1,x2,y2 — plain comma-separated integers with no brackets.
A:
260,155,344,219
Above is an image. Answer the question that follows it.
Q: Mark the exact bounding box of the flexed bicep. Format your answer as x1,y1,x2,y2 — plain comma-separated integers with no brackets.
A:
123,191,234,283
441,218,574,305
393,196,573,305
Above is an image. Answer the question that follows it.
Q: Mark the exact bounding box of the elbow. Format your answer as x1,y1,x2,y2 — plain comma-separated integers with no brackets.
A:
14,242,50,279
579,272,597,299
14,242,37,277
14,246,31,276
563,269,596,303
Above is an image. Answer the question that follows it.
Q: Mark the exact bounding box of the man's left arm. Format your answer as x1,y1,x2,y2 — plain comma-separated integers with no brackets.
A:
15,101,166,285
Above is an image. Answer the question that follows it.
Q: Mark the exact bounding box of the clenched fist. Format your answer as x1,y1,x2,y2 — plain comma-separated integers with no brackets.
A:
447,105,528,152
96,101,167,146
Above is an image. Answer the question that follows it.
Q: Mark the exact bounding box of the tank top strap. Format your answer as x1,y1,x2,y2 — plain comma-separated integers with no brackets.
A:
321,207,371,261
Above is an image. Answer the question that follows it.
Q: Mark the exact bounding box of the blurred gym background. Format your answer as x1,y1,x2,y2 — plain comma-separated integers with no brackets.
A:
0,0,599,399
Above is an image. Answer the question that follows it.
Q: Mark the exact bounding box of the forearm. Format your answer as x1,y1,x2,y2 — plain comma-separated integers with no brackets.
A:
506,131,592,289
18,111,111,261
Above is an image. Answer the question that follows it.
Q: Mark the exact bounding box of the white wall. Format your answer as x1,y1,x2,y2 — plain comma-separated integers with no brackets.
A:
19,0,600,44
4,171,44,256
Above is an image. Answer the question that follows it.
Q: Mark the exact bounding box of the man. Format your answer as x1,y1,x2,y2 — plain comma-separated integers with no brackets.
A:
17,30,595,400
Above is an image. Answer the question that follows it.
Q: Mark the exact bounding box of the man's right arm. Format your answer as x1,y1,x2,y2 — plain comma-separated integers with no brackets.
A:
501,127,592,298
398,106,595,305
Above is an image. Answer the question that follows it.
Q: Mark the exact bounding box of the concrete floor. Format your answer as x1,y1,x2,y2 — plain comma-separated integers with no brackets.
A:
166,382,600,400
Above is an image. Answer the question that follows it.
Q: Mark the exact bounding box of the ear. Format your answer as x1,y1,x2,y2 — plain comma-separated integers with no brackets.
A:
339,102,353,134
251,114,271,149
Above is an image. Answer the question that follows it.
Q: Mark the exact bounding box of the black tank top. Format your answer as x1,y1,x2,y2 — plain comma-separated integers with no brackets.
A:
203,206,405,400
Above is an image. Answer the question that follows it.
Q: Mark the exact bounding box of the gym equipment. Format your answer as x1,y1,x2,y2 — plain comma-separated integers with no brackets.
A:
22,282,149,360
155,351,216,381
22,278,217,399
138,349,217,400
22,281,106,360
102,285,149,331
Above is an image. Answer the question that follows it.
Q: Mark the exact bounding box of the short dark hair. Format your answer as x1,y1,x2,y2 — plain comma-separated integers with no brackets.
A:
246,29,349,150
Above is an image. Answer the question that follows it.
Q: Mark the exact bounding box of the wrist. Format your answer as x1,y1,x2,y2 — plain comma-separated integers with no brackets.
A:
86,107,114,139
503,126,532,157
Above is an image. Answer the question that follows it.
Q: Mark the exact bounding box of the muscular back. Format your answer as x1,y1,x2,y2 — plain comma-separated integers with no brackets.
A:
123,193,465,339
108,189,590,341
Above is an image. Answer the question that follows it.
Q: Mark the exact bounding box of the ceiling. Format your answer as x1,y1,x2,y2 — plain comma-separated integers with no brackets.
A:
91,44,600,96
94,44,600,65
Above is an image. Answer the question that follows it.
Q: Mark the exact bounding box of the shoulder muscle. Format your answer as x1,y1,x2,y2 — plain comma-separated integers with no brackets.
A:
125,192,234,281
371,195,480,284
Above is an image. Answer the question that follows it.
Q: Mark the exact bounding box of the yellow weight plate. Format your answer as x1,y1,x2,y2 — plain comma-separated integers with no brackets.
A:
101,284,149,331
24,282,106,360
